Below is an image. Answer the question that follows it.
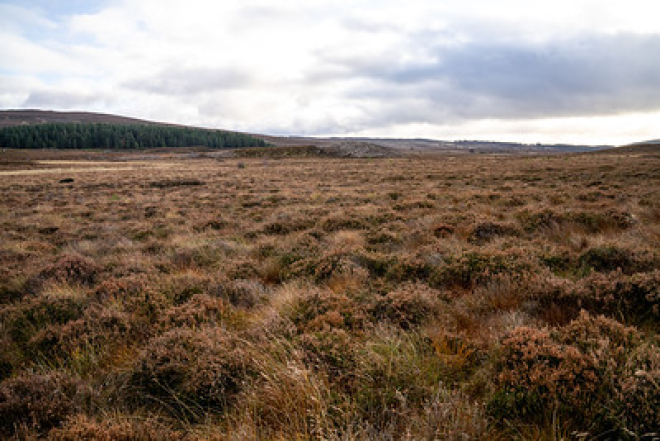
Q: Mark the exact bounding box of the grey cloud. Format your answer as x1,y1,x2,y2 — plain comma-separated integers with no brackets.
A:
313,32,660,128
125,66,253,96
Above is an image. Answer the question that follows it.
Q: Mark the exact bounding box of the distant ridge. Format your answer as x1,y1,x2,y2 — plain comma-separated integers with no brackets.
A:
0,109,616,153
597,141,660,155
0,109,165,127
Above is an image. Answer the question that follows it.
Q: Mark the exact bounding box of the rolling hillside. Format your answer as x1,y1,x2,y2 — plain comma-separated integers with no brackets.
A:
0,109,613,153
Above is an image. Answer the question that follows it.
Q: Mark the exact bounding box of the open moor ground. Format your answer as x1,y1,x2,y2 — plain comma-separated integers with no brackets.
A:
0,149,659,439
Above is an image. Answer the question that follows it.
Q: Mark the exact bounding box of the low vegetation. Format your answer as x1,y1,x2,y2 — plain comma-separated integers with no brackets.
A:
0,149,658,439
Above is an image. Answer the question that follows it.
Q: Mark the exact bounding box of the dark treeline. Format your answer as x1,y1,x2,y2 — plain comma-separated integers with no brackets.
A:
0,123,269,149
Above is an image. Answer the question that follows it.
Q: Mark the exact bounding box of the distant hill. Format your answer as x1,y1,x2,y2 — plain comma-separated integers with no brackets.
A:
596,141,660,155
262,135,610,154
0,109,165,128
0,111,268,150
0,109,614,153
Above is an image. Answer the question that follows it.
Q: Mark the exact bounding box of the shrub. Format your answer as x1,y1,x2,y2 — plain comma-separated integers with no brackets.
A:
285,289,369,333
615,343,660,436
215,279,268,308
0,371,92,436
578,246,656,274
28,306,133,361
298,327,358,386
158,294,248,331
516,209,636,235
371,282,441,329
572,270,660,323
159,271,212,305
384,254,434,283
3,295,86,351
130,327,254,418
93,275,149,302
32,254,100,290
515,209,564,233
467,222,518,244
431,251,528,289
489,311,648,435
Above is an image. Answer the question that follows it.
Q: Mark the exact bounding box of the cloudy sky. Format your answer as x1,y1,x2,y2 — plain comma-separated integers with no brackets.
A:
1,0,659,144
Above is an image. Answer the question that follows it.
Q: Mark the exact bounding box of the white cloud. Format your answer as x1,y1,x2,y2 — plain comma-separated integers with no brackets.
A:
1,0,660,143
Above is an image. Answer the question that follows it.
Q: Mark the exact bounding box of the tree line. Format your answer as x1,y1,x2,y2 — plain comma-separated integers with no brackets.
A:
0,123,269,149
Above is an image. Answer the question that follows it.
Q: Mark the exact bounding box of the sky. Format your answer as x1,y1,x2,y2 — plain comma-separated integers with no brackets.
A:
1,1,660,145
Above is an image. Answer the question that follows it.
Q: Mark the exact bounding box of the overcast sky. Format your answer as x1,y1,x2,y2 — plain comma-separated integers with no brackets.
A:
1,0,659,144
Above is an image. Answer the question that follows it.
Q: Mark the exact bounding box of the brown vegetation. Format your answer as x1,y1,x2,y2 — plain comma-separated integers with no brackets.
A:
0,149,658,438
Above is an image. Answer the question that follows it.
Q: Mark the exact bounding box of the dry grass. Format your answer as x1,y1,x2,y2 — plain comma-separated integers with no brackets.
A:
0,150,659,438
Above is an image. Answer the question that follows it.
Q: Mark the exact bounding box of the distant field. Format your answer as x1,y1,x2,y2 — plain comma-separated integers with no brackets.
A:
0,150,658,439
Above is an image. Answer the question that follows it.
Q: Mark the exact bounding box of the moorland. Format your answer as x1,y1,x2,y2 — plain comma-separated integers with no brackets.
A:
0,145,658,439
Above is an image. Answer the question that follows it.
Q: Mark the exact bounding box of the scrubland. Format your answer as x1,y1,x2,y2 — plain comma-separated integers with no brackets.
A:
0,148,659,439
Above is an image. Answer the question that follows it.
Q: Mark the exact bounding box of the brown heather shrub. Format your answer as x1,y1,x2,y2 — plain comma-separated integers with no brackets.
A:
287,250,359,283
383,253,434,283
575,270,660,322
214,278,269,308
159,271,213,305
299,327,358,383
556,270,660,323
578,245,657,274
193,217,228,232
28,305,133,361
285,289,370,333
158,294,248,331
2,295,87,351
516,209,637,235
318,213,368,232
430,251,529,289
169,244,225,270
262,217,313,236
370,282,441,330
615,342,660,436
130,326,255,418
366,228,402,247
0,371,93,436
224,257,261,280
32,253,100,290
118,290,171,331
515,208,564,233
47,413,186,440
467,221,519,244
489,311,649,435
93,274,150,302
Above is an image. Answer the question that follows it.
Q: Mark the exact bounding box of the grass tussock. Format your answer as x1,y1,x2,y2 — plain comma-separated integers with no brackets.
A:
0,150,659,438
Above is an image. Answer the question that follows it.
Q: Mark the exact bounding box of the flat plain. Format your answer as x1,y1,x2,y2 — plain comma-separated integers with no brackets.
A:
0,148,659,439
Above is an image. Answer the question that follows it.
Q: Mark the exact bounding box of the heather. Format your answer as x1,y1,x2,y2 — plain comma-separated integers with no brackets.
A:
0,148,658,438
